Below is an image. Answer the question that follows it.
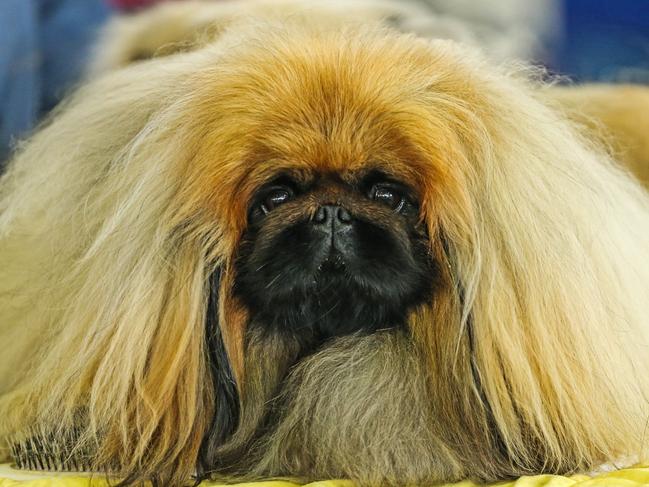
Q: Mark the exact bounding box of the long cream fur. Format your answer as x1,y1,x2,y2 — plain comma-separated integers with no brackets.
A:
1,8,649,487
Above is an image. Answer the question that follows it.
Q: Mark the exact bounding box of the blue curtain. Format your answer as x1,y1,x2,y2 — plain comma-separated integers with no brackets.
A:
0,0,109,163
554,0,649,82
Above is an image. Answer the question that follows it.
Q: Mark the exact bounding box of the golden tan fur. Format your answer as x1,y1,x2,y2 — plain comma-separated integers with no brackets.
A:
1,9,649,487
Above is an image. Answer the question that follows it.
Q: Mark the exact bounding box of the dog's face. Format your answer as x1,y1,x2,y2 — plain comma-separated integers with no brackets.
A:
189,27,477,478
233,169,434,346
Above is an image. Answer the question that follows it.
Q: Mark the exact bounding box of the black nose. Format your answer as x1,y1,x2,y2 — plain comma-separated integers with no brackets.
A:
312,205,353,259
313,205,352,226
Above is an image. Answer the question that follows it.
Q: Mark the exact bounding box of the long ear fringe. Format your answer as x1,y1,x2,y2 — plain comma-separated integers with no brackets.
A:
0,55,230,484
418,57,649,473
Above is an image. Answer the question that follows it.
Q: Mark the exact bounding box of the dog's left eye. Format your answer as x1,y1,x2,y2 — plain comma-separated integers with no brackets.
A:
370,184,405,212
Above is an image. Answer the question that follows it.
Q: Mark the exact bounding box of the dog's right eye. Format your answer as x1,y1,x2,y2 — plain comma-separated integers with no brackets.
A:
260,186,294,214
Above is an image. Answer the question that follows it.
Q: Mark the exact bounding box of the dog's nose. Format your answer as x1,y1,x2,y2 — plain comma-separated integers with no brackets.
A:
313,205,352,227
312,205,353,259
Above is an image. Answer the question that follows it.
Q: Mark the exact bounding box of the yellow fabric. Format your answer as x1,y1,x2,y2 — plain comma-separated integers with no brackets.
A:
2,464,649,486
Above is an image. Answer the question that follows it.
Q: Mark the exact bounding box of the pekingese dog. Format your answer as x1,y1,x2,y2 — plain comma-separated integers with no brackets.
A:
2,4,649,487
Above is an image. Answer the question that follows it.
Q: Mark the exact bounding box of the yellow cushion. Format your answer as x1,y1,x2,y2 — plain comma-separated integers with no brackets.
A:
2,464,649,487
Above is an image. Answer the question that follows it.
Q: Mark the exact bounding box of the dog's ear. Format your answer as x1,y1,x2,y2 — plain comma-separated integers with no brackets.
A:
0,48,246,483
406,45,649,476
197,267,240,476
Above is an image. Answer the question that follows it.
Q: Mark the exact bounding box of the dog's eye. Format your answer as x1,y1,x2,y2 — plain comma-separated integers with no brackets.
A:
261,186,293,214
370,184,405,212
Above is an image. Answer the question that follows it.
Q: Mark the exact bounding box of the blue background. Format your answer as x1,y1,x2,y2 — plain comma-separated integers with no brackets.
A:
553,0,649,82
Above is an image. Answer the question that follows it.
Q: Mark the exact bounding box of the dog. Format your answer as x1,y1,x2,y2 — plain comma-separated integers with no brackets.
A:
1,5,649,487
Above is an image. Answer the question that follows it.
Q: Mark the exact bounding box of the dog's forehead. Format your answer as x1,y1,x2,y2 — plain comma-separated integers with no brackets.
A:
196,34,443,162
228,72,433,191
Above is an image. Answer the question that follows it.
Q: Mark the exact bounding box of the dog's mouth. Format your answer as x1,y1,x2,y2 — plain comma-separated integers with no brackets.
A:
316,250,347,273
235,244,434,345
